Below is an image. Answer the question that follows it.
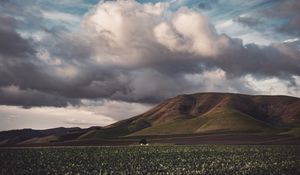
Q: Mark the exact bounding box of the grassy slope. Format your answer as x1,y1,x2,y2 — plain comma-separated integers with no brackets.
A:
78,118,151,139
72,93,300,139
3,93,299,145
130,107,273,136
72,94,300,139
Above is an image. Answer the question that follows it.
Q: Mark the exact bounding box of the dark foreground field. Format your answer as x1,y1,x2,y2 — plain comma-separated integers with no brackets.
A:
0,145,299,175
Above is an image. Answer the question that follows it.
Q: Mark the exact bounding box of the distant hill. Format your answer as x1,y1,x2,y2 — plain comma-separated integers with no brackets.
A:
1,93,300,146
0,127,84,145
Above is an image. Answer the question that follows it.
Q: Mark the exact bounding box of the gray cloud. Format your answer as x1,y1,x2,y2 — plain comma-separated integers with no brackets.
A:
264,0,300,36
0,0,299,108
215,42,300,78
0,86,80,108
233,16,261,27
0,16,35,58
198,0,218,10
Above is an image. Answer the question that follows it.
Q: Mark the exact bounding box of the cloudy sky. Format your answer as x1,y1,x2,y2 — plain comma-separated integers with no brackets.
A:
0,0,300,131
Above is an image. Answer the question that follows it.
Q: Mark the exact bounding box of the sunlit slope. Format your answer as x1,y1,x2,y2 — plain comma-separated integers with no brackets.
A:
82,93,300,138
132,107,276,136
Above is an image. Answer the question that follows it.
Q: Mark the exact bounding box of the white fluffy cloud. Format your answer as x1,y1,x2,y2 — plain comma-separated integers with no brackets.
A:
81,0,231,66
82,0,166,66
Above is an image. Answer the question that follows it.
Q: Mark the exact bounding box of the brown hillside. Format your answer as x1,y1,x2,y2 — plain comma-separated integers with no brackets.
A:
96,92,300,137
136,93,300,126
1,93,300,145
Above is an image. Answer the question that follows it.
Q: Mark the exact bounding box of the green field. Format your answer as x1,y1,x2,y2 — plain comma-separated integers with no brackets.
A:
0,145,299,175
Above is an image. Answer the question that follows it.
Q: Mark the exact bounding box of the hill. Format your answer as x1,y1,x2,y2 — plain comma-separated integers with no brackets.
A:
83,93,300,138
1,92,300,146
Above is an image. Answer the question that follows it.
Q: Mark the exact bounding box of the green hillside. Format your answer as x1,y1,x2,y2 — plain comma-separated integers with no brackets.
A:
76,93,300,139
130,107,273,136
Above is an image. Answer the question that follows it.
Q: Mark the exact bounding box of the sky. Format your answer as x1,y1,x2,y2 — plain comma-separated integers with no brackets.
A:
0,0,300,131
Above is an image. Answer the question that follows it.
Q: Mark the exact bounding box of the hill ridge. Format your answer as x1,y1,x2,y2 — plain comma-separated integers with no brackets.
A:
1,92,300,146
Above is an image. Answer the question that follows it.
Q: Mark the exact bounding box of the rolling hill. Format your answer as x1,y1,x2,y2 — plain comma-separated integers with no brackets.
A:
83,93,300,138
1,92,300,146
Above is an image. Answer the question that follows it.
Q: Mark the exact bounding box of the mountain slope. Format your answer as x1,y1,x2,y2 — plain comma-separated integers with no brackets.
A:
104,93,300,137
131,107,273,136
1,92,300,146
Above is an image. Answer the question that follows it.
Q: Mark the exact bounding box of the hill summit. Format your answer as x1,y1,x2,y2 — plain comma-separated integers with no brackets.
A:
1,92,300,146
81,92,300,139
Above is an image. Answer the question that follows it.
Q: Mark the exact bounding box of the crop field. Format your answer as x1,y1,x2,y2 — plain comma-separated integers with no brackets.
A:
0,145,299,175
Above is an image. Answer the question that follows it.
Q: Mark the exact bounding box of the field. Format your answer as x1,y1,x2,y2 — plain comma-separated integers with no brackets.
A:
0,145,299,175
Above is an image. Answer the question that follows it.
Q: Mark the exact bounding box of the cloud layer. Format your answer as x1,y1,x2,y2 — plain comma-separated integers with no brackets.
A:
0,0,299,108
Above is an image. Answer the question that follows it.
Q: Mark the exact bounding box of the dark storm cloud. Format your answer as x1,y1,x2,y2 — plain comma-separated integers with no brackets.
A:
0,0,299,107
0,86,80,108
213,41,300,78
263,0,300,36
0,2,84,107
0,15,39,90
0,16,35,58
